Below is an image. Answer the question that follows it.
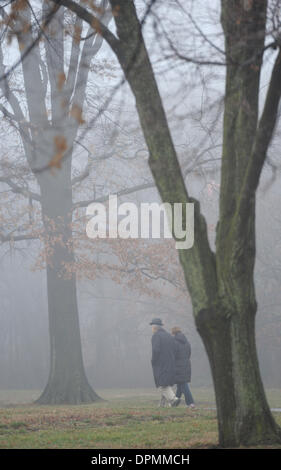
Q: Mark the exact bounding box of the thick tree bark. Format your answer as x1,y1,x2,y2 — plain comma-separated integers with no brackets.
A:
196,305,281,446
36,177,100,404
107,0,281,446
212,1,281,445
37,266,100,404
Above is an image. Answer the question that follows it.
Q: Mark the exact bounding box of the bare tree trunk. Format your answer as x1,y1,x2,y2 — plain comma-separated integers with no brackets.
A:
196,304,280,446
36,177,100,404
106,0,281,446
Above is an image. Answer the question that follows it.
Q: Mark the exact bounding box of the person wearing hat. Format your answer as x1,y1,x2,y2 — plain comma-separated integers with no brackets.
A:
150,318,180,407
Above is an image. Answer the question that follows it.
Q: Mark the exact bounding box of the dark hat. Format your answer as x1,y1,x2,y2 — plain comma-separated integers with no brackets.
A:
150,318,163,326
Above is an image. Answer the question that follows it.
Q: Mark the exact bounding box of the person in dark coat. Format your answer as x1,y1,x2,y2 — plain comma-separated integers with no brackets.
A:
172,326,195,408
150,318,180,407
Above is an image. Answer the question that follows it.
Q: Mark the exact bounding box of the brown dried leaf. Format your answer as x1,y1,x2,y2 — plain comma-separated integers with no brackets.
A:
74,25,82,44
91,17,102,35
11,0,28,13
70,104,85,125
90,1,105,15
57,72,66,91
49,136,67,169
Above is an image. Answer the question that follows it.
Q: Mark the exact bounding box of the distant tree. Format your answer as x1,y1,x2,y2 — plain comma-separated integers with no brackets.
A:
0,0,190,404
0,0,113,404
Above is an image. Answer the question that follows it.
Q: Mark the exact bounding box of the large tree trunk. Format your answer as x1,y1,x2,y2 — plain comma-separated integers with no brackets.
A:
36,175,100,404
196,305,281,446
204,0,281,445
107,0,281,446
37,265,100,404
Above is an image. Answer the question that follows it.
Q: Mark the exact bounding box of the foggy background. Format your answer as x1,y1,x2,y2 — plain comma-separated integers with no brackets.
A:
0,0,280,395
0,179,280,392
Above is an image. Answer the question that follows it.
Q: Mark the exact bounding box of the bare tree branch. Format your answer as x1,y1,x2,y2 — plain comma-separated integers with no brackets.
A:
0,232,39,243
237,48,281,224
0,175,41,201
0,2,60,82
51,0,119,52
72,181,156,210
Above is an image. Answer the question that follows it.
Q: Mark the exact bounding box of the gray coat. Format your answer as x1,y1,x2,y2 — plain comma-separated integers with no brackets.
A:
174,332,191,383
151,327,176,387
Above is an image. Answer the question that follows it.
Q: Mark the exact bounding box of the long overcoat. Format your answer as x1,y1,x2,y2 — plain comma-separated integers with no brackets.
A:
151,327,176,387
174,332,191,383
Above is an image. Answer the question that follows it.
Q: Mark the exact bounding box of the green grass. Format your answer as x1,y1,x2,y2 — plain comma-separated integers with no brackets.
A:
0,388,280,449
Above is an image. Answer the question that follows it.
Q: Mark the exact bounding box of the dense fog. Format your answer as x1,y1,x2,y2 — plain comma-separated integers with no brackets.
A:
0,180,280,392
0,0,280,401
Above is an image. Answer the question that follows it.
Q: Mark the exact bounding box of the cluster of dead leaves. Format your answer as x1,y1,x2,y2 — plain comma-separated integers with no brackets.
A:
48,135,67,169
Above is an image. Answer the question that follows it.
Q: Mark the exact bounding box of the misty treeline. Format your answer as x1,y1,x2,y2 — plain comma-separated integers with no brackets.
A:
0,0,281,447
0,186,280,391
0,266,209,390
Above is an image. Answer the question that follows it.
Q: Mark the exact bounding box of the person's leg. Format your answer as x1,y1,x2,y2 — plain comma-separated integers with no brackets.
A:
160,386,180,406
183,383,195,406
160,386,175,402
176,383,183,399
158,394,166,407
159,387,167,407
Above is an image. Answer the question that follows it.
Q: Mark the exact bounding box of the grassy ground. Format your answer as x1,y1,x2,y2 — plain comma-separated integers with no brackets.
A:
0,388,280,449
